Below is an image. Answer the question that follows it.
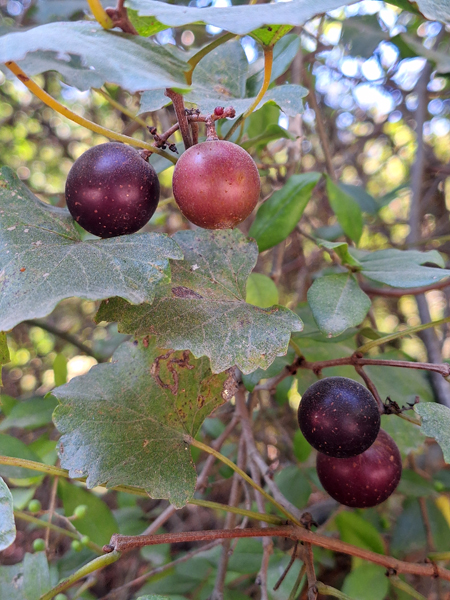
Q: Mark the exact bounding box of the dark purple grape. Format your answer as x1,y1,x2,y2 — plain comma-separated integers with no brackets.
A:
316,429,402,508
65,143,160,238
297,377,381,458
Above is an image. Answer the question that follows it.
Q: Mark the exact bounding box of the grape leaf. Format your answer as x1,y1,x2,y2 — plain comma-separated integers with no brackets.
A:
0,477,15,551
0,552,50,600
307,273,371,337
358,248,450,288
249,173,320,252
0,167,182,331
246,273,279,309
96,229,302,374
326,176,363,244
140,36,307,117
53,340,237,507
415,403,450,463
250,25,294,47
415,0,450,23
127,0,360,35
127,9,169,37
317,240,362,267
0,21,189,93
0,332,9,385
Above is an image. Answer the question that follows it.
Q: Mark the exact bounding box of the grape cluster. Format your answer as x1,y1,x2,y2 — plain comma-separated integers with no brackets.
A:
298,377,402,508
65,136,260,237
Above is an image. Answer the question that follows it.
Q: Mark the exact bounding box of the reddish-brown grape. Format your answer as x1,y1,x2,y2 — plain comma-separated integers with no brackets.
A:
316,429,402,508
65,143,160,238
297,377,381,458
172,140,260,229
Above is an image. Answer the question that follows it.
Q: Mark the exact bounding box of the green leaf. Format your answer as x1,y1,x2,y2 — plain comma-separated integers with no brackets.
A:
335,512,385,554
136,596,173,600
127,0,360,35
391,498,450,555
249,173,320,252
0,332,9,385
227,539,264,574
240,124,294,151
415,403,450,463
0,396,57,431
53,339,236,508
0,434,44,479
0,477,15,551
0,22,189,93
246,273,279,308
293,429,312,463
53,353,67,387
342,564,389,600
0,552,51,600
274,465,311,509
127,9,169,37
307,273,371,337
397,469,435,497
358,248,450,288
326,176,363,243
58,480,118,546
250,25,294,47
340,15,387,59
0,167,182,331
317,240,362,267
338,183,379,215
414,0,450,23
96,230,302,374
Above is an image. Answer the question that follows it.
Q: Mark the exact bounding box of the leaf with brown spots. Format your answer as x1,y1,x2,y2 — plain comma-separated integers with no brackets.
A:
96,229,303,374
52,339,236,508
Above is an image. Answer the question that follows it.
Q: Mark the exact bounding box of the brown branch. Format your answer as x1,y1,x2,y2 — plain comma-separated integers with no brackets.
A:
105,525,450,583
165,89,192,149
105,3,138,34
362,279,450,297
302,66,336,180
254,355,450,392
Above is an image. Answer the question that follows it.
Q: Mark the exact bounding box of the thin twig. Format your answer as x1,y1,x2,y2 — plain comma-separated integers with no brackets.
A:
106,526,450,583
23,320,100,360
165,89,192,149
44,476,58,550
302,66,336,180
354,365,384,413
273,541,299,591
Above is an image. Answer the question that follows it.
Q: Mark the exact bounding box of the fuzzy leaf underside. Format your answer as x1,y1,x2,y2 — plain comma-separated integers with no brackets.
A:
53,340,236,508
0,477,15,551
0,21,189,93
96,230,302,374
127,0,359,35
415,403,450,464
0,167,182,331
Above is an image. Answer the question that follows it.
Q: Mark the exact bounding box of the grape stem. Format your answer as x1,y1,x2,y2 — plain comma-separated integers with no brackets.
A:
255,353,450,392
86,0,114,29
165,89,193,149
4,62,177,164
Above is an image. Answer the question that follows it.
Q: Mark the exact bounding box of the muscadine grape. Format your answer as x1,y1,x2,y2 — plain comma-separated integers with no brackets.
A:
297,376,380,458
316,429,402,508
33,538,45,552
172,140,260,229
72,504,88,519
28,499,42,513
65,142,160,238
